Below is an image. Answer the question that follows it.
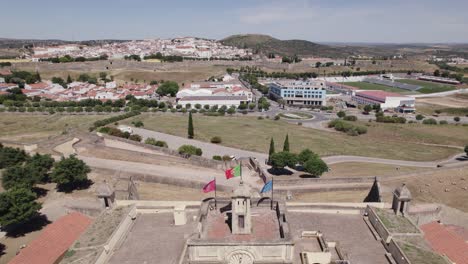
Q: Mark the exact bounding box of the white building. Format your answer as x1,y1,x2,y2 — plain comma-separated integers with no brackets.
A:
352,90,415,113
178,95,248,107
268,80,327,107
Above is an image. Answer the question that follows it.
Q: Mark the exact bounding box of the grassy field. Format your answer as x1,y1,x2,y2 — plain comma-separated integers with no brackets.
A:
0,113,115,143
360,121,468,147
397,79,457,94
343,82,413,94
382,167,468,212
324,162,430,178
123,113,463,161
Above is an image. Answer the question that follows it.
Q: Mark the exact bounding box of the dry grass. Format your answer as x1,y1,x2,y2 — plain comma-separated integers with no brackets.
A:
324,162,430,178
0,113,115,143
382,167,468,212
136,181,228,201
292,190,368,203
123,113,462,161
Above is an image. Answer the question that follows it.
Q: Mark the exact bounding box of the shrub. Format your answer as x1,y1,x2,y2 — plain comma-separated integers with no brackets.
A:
416,114,424,121
454,116,460,122
337,111,346,118
439,120,448,125
328,119,367,135
422,118,437,125
178,145,202,156
210,136,222,144
128,134,142,142
132,120,144,127
274,115,280,120
222,155,232,161
257,116,264,120
343,115,357,121
212,155,222,161
155,140,168,148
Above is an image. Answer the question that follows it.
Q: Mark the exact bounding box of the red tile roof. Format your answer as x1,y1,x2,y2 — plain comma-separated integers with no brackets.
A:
356,90,406,99
421,221,468,264
28,83,49,90
9,212,92,264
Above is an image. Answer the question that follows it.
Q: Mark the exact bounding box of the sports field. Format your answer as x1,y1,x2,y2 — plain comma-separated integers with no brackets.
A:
343,82,413,94
397,79,457,94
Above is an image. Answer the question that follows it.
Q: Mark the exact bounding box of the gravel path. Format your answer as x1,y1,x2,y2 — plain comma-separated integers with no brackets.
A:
132,127,269,162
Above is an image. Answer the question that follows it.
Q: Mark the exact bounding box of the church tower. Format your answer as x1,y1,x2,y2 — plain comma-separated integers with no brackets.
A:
231,183,252,235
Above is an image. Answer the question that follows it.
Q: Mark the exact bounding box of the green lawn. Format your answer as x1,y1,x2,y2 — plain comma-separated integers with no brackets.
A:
123,113,463,161
343,82,413,94
397,79,457,94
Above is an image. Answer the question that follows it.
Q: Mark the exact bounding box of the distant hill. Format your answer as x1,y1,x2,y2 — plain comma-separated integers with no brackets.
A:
221,34,355,58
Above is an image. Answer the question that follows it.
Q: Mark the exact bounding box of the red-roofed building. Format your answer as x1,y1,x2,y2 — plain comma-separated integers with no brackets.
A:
26,82,50,90
0,69,12,76
352,90,415,112
421,221,468,264
0,83,18,91
9,212,92,264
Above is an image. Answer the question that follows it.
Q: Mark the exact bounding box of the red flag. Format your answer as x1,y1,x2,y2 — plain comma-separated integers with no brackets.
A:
202,179,216,193
225,168,234,179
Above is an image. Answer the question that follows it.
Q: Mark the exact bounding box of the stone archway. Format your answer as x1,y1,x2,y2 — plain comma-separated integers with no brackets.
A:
226,250,254,264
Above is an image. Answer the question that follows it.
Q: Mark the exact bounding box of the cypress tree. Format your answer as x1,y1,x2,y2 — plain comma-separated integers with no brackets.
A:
188,112,194,139
283,134,290,152
67,74,73,84
268,138,275,163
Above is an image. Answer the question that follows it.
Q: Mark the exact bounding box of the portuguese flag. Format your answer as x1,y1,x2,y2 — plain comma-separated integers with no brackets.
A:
225,165,241,179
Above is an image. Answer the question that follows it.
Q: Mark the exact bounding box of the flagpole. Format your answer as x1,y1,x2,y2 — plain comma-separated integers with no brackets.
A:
240,160,243,184
214,177,217,209
271,178,274,210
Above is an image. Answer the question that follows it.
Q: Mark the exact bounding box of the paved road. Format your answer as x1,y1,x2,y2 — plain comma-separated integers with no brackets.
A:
132,127,269,162
78,155,255,189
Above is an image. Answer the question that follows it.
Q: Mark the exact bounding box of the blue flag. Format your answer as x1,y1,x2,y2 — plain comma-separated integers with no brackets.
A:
260,180,273,193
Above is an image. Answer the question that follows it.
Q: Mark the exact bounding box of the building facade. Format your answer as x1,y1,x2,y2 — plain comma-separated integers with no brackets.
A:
352,90,416,113
268,81,326,107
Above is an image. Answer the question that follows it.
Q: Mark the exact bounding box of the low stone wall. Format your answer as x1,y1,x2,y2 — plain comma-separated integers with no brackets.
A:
366,206,392,244
388,239,411,264
274,176,375,186
94,205,138,264
100,134,224,170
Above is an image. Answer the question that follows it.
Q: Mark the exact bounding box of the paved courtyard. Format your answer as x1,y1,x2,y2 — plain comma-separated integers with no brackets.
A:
108,213,197,264
288,212,389,264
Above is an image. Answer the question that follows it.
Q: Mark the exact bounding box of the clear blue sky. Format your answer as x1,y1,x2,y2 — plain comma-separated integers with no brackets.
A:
1,0,467,43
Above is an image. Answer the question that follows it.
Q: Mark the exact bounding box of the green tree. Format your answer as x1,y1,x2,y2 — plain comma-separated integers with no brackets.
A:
283,134,290,152
303,157,328,177
416,114,425,121
2,165,40,190
26,153,55,182
50,155,91,191
227,107,236,115
270,152,297,170
66,74,73,84
268,138,275,163
188,112,194,139
297,149,319,164
156,81,179,97
465,145,468,156
0,187,42,229
337,111,346,118
363,105,372,114
0,146,28,169
454,116,460,122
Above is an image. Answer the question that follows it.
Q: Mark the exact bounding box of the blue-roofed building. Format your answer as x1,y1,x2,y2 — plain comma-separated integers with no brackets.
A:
268,80,327,107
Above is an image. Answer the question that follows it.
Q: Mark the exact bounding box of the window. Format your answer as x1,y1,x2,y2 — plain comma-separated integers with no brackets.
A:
239,215,245,228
